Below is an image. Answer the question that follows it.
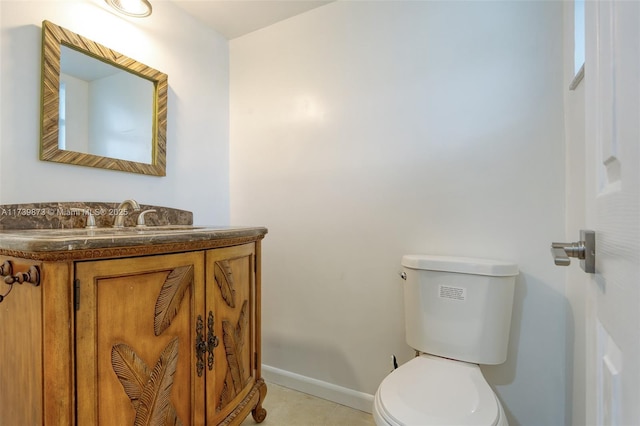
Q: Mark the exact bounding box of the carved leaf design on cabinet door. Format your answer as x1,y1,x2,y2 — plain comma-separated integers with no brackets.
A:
218,300,249,410
111,338,183,426
214,260,236,308
135,337,180,426
154,265,194,336
111,343,151,409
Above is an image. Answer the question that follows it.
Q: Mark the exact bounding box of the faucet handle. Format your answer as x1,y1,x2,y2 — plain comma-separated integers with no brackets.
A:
136,209,157,227
69,208,97,229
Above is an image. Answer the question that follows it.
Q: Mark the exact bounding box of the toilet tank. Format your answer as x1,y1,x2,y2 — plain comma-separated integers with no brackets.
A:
401,255,518,365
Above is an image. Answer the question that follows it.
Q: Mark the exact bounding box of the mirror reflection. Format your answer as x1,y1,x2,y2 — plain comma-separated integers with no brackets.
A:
59,46,154,164
41,20,168,176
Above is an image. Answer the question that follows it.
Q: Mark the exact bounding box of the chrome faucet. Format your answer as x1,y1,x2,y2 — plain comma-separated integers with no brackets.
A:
113,199,141,228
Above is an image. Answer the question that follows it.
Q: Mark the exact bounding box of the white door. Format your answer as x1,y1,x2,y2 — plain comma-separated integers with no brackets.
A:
583,1,640,424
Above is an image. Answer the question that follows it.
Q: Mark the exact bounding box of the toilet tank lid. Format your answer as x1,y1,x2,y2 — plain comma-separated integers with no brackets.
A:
402,255,518,277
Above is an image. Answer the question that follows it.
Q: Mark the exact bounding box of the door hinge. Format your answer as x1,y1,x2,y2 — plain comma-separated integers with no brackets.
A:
74,279,80,311
254,352,258,367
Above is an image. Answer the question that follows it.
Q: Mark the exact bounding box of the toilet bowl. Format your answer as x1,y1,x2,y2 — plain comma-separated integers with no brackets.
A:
373,354,507,426
373,255,517,426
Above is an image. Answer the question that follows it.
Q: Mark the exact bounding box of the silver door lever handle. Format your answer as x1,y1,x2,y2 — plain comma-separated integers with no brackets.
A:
550,230,595,273
551,241,585,265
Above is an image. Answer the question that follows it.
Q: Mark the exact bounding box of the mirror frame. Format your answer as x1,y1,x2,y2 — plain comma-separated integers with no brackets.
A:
40,20,168,176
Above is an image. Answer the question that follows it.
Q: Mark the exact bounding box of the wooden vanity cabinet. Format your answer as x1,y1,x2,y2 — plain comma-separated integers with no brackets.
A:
74,250,205,425
0,239,266,426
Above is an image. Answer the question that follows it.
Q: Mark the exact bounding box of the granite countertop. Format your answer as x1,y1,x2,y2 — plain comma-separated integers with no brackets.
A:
0,226,268,253
0,201,193,230
0,202,267,261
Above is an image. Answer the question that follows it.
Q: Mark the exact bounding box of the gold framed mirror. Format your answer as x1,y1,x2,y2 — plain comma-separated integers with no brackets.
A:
40,20,168,176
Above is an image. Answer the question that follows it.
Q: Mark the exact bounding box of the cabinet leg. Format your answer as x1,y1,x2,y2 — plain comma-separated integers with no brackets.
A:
251,378,268,423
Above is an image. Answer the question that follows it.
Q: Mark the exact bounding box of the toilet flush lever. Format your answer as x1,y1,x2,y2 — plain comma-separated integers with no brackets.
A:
550,230,595,273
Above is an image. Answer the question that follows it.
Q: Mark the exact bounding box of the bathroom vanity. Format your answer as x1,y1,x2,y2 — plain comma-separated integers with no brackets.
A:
0,202,268,426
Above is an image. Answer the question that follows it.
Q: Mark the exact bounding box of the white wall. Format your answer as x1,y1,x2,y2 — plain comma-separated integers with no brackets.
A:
230,1,567,424
0,0,230,224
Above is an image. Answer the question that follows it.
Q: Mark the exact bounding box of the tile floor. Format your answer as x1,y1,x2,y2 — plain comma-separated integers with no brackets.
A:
241,382,376,426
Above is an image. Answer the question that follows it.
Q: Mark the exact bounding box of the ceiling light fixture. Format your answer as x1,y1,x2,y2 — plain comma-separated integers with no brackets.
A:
105,0,152,18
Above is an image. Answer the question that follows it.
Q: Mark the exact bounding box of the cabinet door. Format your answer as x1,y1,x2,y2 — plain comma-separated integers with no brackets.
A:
206,243,257,423
75,252,205,426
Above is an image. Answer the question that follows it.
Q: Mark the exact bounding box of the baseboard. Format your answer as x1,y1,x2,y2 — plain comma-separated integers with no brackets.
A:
261,364,374,414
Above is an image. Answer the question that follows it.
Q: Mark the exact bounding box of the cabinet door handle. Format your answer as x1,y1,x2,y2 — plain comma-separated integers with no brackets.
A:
195,315,206,377
196,312,219,376
207,311,219,371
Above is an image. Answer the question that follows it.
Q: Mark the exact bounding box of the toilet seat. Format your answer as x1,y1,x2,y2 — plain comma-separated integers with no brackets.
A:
375,354,502,426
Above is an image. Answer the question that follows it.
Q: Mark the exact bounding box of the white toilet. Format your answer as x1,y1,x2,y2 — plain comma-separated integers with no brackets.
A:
373,255,518,426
